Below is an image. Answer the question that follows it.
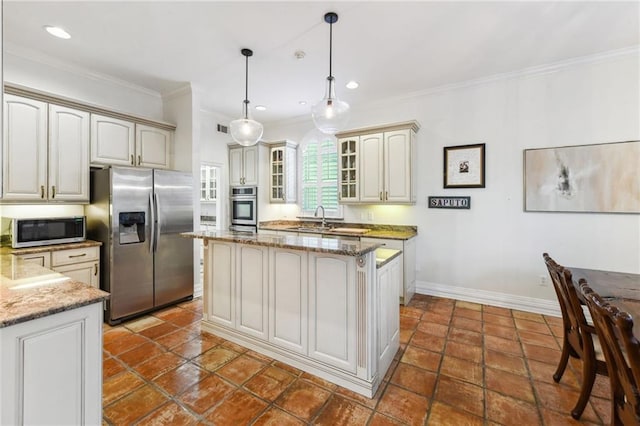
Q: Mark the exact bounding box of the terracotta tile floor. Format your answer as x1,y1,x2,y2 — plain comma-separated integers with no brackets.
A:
102,295,612,425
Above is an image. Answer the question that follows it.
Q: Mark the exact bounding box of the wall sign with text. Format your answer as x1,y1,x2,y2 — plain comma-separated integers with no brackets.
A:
428,196,471,209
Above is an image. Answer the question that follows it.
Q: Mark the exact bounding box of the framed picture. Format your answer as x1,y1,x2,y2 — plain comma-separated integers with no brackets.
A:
524,140,640,213
444,143,485,188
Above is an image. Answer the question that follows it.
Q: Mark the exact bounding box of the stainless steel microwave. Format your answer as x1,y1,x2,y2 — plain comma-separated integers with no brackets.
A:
2,216,86,248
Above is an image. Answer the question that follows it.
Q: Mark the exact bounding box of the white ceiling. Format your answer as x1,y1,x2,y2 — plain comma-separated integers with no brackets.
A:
3,1,639,124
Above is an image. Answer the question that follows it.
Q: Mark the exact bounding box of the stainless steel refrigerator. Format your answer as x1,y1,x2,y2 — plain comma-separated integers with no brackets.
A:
86,166,194,325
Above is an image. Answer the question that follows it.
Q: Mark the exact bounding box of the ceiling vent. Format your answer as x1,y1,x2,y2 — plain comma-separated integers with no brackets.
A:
217,124,228,134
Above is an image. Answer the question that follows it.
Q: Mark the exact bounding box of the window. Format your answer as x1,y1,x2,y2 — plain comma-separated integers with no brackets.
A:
299,131,342,217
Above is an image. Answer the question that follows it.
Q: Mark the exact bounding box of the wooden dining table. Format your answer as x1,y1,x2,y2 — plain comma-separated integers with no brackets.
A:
570,267,640,336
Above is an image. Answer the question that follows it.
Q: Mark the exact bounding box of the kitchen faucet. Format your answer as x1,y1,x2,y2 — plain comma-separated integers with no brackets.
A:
314,205,326,228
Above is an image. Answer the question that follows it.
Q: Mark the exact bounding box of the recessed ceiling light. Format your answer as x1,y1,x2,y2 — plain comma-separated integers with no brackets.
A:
299,101,307,106
44,25,71,39
255,105,267,111
346,81,359,89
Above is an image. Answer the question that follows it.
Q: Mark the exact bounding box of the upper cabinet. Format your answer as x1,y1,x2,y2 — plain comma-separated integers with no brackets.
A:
200,164,217,202
336,121,419,204
2,95,89,202
91,115,172,169
268,140,297,203
135,124,172,169
90,115,134,166
229,144,259,186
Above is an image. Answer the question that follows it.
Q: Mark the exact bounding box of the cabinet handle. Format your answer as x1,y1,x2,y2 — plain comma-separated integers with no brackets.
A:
130,154,134,165
40,185,45,199
68,253,87,258
94,264,98,276
385,191,388,201
51,186,56,199
137,155,141,165
379,191,383,201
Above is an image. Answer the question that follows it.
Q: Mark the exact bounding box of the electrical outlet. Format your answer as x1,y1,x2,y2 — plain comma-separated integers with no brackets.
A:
539,275,548,286
368,212,374,221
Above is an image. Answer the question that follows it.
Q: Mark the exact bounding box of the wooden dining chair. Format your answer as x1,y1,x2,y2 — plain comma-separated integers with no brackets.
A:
543,253,608,419
580,280,640,426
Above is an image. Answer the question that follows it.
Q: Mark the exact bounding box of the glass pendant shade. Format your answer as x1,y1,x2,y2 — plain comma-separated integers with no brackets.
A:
312,76,350,135
230,101,263,146
230,48,263,146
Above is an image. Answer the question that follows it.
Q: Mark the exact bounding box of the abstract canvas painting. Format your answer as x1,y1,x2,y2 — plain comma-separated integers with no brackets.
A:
524,141,640,213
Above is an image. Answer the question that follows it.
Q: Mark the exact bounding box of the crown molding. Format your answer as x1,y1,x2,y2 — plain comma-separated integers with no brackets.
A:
3,41,162,99
367,45,640,109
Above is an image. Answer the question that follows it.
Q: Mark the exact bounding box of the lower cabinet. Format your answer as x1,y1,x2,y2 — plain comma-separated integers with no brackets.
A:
202,239,389,397
207,241,236,328
377,254,401,374
0,303,103,425
14,252,51,268
14,246,100,288
361,236,416,304
235,245,268,339
269,248,308,354
308,253,358,373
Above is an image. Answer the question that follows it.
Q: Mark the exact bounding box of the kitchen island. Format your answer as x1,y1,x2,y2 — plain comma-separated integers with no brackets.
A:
0,253,109,425
184,230,401,397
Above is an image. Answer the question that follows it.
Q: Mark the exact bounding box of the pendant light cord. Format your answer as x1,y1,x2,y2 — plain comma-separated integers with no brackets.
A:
244,54,249,119
328,20,333,79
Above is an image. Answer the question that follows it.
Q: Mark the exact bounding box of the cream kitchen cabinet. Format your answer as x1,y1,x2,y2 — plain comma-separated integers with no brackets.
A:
308,252,358,373
14,252,51,269
336,121,419,204
135,124,172,169
91,114,172,169
229,144,260,186
376,252,401,376
2,95,89,202
235,244,269,340
16,246,100,289
268,140,297,203
51,246,100,289
337,137,359,202
361,236,416,305
1,302,103,426
204,241,269,337
269,248,308,354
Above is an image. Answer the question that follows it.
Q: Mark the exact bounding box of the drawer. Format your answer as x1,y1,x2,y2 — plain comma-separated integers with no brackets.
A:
16,252,52,269
51,246,99,267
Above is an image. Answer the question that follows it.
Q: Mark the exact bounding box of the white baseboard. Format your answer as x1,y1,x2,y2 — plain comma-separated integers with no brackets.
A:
416,281,562,318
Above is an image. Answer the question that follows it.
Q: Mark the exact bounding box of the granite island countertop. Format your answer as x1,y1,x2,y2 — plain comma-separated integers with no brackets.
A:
183,230,381,256
259,220,417,240
0,253,109,328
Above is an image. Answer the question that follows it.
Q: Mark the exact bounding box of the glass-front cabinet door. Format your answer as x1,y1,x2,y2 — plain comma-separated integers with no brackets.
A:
271,148,284,200
338,137,359,202
268,140,297,203
200,164,217,202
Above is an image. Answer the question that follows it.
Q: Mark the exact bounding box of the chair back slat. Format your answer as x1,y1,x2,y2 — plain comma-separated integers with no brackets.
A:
580,280,640,424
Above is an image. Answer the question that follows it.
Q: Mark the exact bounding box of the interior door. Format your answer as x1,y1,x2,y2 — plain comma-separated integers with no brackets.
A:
154,169,194,307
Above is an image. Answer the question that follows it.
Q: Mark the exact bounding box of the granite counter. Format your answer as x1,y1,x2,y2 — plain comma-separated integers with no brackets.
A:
0,253,109,328
183,230,380,256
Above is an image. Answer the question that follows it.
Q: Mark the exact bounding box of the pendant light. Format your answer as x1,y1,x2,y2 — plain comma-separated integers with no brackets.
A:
230,48,264,146
311,12,350,135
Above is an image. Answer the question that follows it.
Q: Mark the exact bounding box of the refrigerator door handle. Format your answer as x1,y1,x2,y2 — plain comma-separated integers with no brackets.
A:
154,192,161,252
149,192,156,254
